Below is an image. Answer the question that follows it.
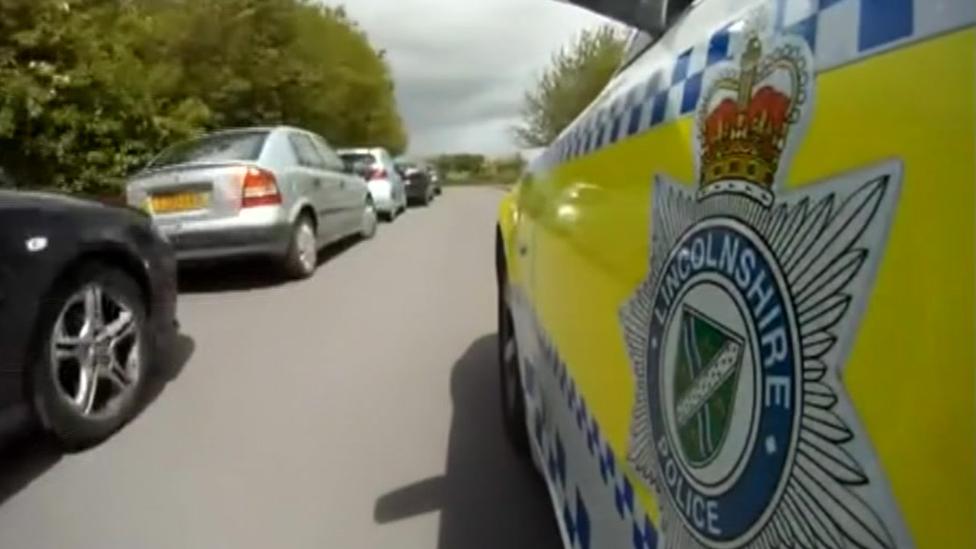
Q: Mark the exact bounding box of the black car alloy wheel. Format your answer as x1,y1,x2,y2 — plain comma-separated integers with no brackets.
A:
31,263,150,450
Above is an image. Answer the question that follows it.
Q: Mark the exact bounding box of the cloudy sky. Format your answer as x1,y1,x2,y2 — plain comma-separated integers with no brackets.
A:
340,0,608,156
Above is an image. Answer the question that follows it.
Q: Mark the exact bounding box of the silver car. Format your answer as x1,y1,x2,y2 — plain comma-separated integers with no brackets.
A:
126,127,378,279
337,147,407,221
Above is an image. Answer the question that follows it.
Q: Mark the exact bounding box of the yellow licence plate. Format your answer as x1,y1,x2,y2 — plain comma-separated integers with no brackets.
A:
149,192,208,214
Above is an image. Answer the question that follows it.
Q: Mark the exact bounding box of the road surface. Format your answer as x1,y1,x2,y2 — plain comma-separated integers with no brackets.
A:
0,187,561,549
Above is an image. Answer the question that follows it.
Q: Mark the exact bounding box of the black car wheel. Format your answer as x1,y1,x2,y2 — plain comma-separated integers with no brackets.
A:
30,262,150,451
499,281,530,456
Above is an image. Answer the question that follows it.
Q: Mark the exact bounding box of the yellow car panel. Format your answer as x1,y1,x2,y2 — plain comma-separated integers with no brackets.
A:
499,1,974,548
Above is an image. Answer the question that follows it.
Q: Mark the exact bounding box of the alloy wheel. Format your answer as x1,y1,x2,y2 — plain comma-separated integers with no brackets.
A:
296,222,317,274
50,284,141,418
362,202,378,237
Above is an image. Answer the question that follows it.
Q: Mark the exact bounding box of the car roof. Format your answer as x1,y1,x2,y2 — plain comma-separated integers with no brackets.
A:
0,189,109,212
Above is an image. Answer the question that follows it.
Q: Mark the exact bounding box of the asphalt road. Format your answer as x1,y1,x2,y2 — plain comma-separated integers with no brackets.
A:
0,187,561,549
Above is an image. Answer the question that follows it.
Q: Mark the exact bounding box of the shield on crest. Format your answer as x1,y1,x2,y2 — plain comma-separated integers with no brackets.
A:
673,306,745,467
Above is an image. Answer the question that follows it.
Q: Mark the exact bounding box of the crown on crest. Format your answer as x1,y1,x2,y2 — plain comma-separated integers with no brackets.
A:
697,35,807,207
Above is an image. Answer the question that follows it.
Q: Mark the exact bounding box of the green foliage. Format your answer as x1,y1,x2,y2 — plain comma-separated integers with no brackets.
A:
0,0,406,193
514,25,625,148
431,153,525,185
432,153,486,176
484,154,526,184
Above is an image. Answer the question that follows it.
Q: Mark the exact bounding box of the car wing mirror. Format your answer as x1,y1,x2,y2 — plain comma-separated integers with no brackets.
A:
556,0,668,35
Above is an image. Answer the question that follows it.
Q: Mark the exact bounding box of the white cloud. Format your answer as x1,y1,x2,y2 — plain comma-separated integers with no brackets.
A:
339,0,609,156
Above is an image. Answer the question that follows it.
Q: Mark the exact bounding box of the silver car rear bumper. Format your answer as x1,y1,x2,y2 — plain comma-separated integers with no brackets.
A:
367,180,399,213
155,206,292,262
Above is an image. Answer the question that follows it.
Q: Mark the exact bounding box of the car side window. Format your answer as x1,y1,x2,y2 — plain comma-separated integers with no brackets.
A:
312,136,345,172
617,29,653,74
288,133,327,169
666,0,694,25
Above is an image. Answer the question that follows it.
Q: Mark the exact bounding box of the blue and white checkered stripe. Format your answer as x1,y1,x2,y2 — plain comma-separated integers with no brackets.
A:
531,0,975,172
520,301,659,549
778,0,973,68
529,371,594,549
562,359,659,549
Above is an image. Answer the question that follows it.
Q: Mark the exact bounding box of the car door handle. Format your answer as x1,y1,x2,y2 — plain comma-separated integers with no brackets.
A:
312,179,322,188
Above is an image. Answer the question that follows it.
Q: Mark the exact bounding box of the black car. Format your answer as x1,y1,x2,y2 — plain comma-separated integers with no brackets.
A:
395,161,436,206
0,190,179,450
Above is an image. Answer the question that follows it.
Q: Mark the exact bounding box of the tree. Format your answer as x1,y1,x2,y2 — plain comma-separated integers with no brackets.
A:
0,0,206,192
427,153,526,184
486,154,526,182
141,0,407,153
431,153,486,177
0,0,407,193
514,25,625,148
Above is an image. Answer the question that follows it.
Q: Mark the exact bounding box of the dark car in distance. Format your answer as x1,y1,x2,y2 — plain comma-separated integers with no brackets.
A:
395,161,437,206
0,190,179,450
423,165,442,196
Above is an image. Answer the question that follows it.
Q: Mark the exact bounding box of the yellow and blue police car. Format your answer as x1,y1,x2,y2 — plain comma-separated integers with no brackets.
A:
496,1,974,547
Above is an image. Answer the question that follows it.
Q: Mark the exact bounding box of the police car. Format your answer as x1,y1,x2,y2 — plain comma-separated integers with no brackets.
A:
496,0,974,547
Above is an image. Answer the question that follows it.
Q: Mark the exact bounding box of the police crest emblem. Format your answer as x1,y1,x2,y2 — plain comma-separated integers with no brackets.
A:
621,23,912,549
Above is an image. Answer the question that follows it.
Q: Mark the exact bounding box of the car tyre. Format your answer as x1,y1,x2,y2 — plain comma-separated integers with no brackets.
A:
284,215,318,279
30,263,150,451
499,280,530,456
360,199,378,239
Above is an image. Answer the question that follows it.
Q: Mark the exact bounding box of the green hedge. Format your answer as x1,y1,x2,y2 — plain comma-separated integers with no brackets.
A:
0,0,406,194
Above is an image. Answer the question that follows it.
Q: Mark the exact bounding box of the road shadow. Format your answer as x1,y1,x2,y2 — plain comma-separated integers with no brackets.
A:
0,333,195,507
374,334,562,549
177,236,361,294
138,333,196,413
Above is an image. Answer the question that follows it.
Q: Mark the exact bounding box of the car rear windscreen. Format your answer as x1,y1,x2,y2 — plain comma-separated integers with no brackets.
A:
339,153,377,166
149,131,269,168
